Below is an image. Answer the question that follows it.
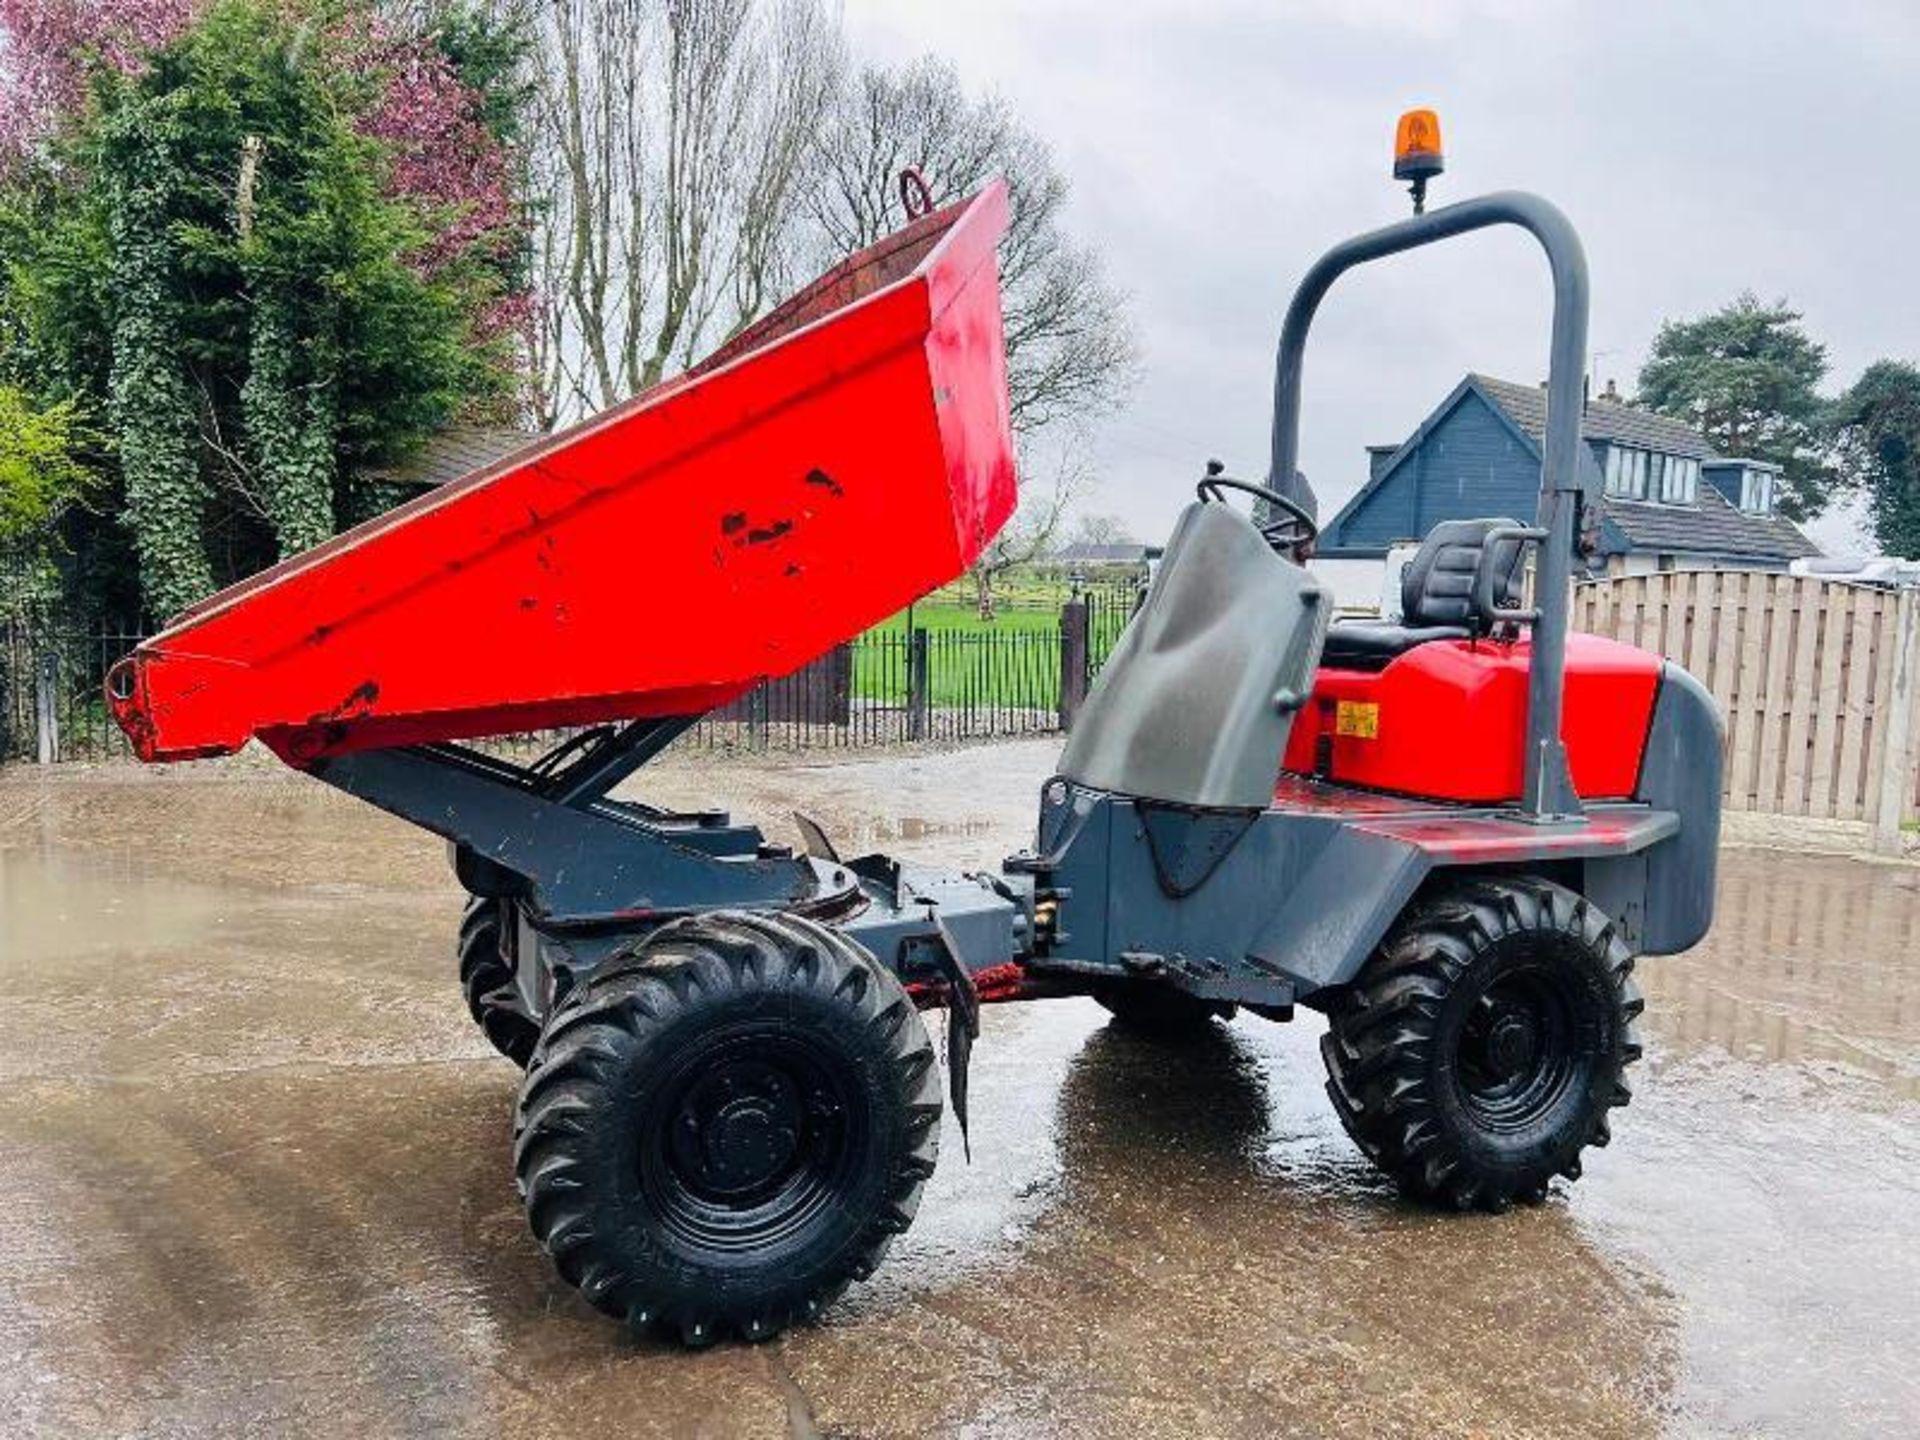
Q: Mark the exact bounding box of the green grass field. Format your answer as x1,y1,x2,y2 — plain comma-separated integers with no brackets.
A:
866,599,1061,636
866,573,1091,633
851,622,1064,708
850,575,1136,709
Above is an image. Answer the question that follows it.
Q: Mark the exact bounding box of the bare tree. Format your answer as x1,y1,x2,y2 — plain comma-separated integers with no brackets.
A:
806,57,1136,616
967,452,1084,620
806,56,1137,437
526,0,652,420
522,25,1135,618
527,0,840,426
1069,512,1135,549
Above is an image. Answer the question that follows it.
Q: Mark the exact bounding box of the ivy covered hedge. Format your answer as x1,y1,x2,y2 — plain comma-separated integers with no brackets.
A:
0,0,530,622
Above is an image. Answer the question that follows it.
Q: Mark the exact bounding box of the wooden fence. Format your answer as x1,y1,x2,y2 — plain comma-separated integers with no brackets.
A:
1573,572,1920,848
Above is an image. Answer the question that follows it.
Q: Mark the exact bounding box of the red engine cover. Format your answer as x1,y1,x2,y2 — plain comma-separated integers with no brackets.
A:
1281,632,1664,803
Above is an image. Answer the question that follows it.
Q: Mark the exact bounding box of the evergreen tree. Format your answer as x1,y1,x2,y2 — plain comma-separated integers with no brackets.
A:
1638,293,1833,521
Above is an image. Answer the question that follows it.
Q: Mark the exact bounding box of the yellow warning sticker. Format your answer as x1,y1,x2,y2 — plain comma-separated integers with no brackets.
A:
1334,700,1380,739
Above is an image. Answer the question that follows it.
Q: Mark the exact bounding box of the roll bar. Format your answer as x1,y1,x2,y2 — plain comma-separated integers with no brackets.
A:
1267,191,1589,819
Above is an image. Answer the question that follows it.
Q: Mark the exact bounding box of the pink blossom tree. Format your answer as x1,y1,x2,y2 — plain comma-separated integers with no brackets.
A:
1,0,535,612
1,3,524,266
0,0,202,163
1,0,530,342
355,35,516,273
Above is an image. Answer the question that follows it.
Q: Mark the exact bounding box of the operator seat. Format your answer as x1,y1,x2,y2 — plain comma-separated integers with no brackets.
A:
1321,517,1527,672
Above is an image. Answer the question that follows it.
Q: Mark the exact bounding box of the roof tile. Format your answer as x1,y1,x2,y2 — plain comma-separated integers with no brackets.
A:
1472,374,1818,562
1473,373,1718,459
366,425,538,489
1601,487,1821,560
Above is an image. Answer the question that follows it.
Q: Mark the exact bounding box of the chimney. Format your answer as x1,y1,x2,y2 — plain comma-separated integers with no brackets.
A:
1602,377,1620,403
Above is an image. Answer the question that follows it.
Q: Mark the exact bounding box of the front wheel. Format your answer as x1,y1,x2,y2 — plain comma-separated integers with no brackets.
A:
513,911,941,1345
1320,877,1642,1211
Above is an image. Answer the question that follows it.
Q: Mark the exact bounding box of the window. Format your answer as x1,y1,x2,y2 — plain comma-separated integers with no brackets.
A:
1605,445,1645,499
1606,446,1697,504
1658,455,1698,504
1740,467,1776,515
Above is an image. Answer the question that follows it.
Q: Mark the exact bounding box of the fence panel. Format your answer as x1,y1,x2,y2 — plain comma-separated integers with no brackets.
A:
0,622,26,760
1575,572,1920,827
1085,586,1137,671
1907,592,1920,820
12,579,1914,833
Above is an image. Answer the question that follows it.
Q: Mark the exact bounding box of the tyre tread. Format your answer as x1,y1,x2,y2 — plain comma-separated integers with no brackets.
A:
512,909,940,1345
1321,875,1641,1211
458,896,540,1068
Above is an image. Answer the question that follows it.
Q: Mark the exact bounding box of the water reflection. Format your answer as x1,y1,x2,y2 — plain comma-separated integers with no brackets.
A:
1642,851,1920,1097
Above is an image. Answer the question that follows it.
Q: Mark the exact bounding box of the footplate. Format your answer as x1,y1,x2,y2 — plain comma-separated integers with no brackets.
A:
1025,949,1296,1012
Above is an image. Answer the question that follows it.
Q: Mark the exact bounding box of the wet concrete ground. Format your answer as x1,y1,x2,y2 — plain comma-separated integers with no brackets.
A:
1,741,1916,1438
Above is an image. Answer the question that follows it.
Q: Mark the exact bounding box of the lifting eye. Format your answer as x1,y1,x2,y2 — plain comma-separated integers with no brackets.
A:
107,660,136,703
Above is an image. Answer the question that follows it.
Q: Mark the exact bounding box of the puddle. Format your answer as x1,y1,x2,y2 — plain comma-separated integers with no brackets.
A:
0,759,1915,1435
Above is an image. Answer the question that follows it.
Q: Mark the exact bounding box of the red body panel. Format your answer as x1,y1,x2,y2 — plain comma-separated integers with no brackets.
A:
109,186,1017,764
1281,632,1664,803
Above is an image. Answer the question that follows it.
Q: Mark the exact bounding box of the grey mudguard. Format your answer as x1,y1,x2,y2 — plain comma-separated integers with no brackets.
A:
1031,778,1684,1006
1585,662,1725,955
1058,501,1329,808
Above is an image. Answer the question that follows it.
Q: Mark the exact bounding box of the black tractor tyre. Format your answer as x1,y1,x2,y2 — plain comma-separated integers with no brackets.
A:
458,896,540,1069
1094,985,1236,1038
1320,876,1642,1212
512,910,941,1346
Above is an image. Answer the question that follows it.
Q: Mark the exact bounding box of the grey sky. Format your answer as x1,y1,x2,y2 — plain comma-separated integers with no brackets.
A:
844,0,1919,555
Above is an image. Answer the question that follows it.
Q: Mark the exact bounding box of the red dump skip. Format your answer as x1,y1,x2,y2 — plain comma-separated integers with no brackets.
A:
109,185,1017,764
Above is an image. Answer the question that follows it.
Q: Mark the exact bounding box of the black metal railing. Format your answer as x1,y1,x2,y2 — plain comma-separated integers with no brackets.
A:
1,622,147,763
1,596,1138,765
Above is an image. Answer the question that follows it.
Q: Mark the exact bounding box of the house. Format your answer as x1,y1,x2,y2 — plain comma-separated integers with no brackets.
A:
1052,542,1158,568
1315,373,1820,579
364,423,537,491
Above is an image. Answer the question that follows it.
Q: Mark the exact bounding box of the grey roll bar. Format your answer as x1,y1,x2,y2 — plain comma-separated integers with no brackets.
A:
1267,190,1589,819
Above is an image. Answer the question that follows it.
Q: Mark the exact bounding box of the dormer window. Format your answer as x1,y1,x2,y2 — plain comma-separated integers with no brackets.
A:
1739,466,1777,515
1604,446,1697,504
1604,445,1647,499
1656,453,1699,504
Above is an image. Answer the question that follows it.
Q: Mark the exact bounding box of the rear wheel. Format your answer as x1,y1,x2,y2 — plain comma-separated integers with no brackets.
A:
513,911,941,1345
1094,986,1235,1038
1320,877,1641,1211
458,896,539,1068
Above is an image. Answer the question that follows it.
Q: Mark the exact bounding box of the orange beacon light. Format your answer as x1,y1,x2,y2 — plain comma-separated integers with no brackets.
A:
1393,108,1445,212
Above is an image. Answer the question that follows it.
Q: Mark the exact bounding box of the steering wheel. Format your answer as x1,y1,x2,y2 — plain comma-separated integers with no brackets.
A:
1195,466,1318,556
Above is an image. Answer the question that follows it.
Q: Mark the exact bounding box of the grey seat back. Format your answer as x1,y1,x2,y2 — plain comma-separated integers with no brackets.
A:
1401,517,1526,629
1057,502,1328,809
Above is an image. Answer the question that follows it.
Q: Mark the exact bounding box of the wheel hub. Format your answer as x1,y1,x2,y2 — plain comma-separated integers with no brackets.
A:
1456,967,1578,1127
1484,1010,1540,1080
669,1057,814,1199
702,1098,798,1190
